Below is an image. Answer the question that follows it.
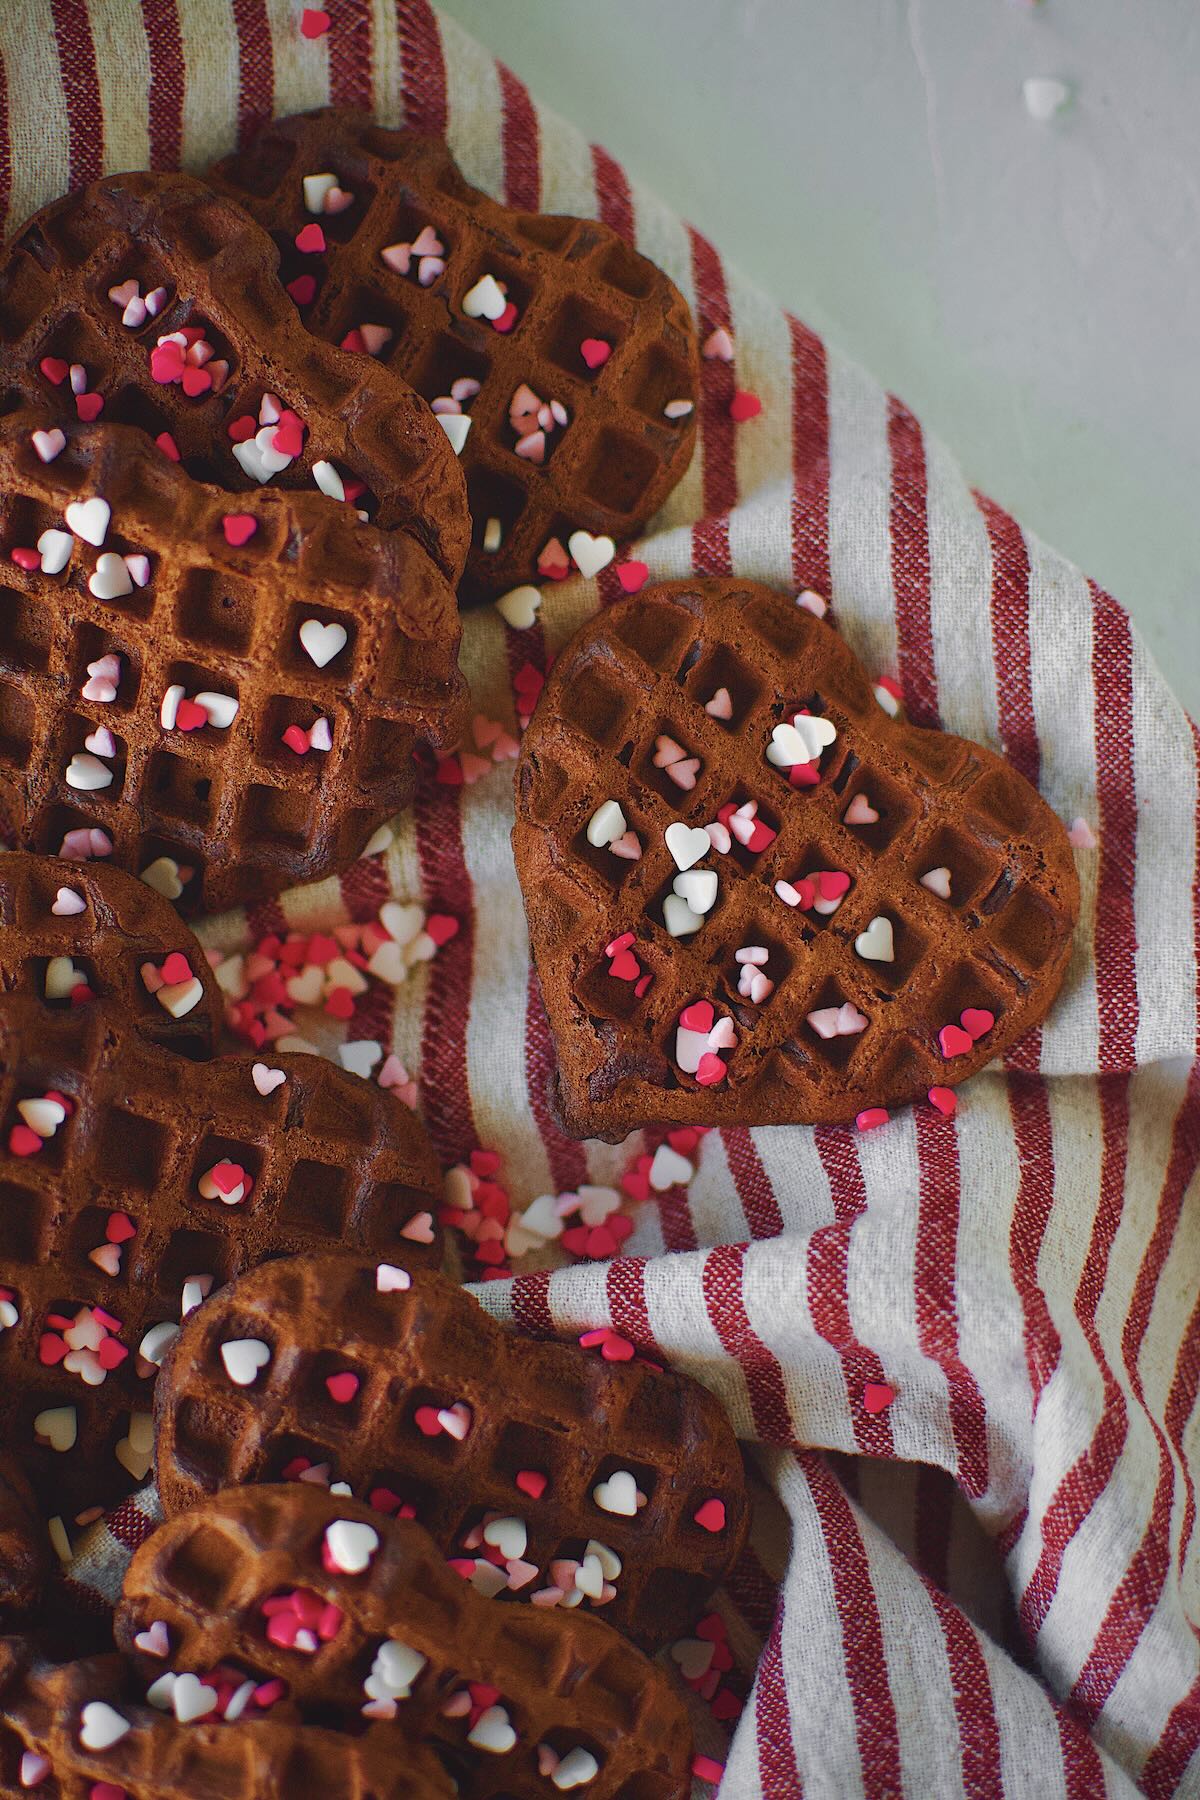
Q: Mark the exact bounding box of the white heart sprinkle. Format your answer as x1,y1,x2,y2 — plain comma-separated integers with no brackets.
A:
376,1263,412,1293
436,412,472,455
252,1062,286,1096
141,856,184,900
461,274,507,321
671,1637,716,1681
585,1538,622,1579
662,893,704,938
299,619,348,668
65,497,111,547
146,1673,177,1711
172,1672,218,1723
19,1752,50,1787
312,458,345,500
133,1619,171,1658
79,1700,131,1750
649,1144,693,1191
483,1515,528,1561
921,866,952,900
195,691,239,729
592,1469,639,1516
156,976,203,1019
672,868,718,914
52,885,86,916
854,916,895,963
807,1002,868,1040
494,584,541,630
88,551,134,600
339,1039,382,1080
37,527,73,574
31,427,65,463
516,1193,564,1243
220,1337,271,1387
567,530,615,579
367,1638,426,1700
34,1406,77,1452
664,822,710,872
84,725,116,757
325,1518,380,1575
65,752,113,791
138,1321,179,1366
553,1748,601,1790
468,1704,518,1754
586,800,626,848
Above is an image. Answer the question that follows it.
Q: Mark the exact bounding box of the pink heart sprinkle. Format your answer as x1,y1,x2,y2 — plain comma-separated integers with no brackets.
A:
679,1001,714,1033
844,793,879,826
863,1381,896,1415
616,560,649,594
222,513,257,547
580,337,612,370
855,1107,889,1132
286,274,318,306
693,1497,726,1532
695,1051,728,1087
295,222,327,254
413,1405,443,1436
817,871,851,902
105,1213,136,1243
928,1086,957,1117
410,226,443,257
515,1469,547,1500
325,1371,359,1404
282,724,311,755
960,1007,994,1041
181,364,212,398
399,1211,435,1244
608,949,640,982
938,1024,974,1059
160,951,192,985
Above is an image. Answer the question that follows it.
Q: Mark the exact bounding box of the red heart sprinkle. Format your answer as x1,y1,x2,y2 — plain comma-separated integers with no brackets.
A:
633,974,653,997
97,1336,128,1370
695,1052,727,1087
340,329,366,355
621,1169,651,1202
282,725,310,755
286,274,318,306
325,1371,359,1404
272,418,304,457
679,1000,714,1033
425,914,459,947
325,987,355,1020
368,1487,403,1513
617,560,649,594
8,1125,42,1157
605,932,635,956
160,952,192,985
300,7,330,35
38,1333,67,1364
175,698,207,732
10,548,39,571
693,1498,726,1532
855,1107,889,1132
150,343,185,383
960,1007,995,1041
788,761,820,788
560,1227,589,1257
608,949,640,982
105,1213,137,1243
712,1689,743,1721
180,365,212,398
295,223,327,254
222,514,257,547
75,392,103,421
863,1381,896,1415
793,878,817,909
39,356,69,385
817,871,851,901
155,431,181,461
515,1469,548,1500
729,389,762,422
580,337,612,369
928,1086,957,1117
209,1161,246,1196
413,1405,443,1437
227,415,257,443
493,301,518,333
938,1024,973,1059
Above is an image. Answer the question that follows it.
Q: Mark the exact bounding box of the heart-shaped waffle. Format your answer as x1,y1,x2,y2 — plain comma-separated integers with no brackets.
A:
115,1484,692,1799
152,1254,747,1651
0,1640,453,1798
0,1005,443,1534
0,415,468,913
0,170,469,583
0,853,220,1055
513,579,1080,1134
0,1459,47,1624
208,109,699,603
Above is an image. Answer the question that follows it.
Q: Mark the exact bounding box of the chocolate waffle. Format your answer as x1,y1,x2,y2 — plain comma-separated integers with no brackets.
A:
0,1003,443,1530
513,578,1080,1134
0,1459,47,1624
208,110,699,603
0,414,468,913
0,1643,452,1798
152,1254,747,1651
116,1484,692,1800
0,170,469,582
0,852,219,1056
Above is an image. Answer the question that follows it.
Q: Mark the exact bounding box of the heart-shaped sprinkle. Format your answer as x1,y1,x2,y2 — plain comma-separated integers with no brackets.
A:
483,1514,528,1560
37,527,73,574
592,1469,638,1515
252,1062,286,1096
854,916,895,963
65,752,113,791
807,1003,868,1040
324,1518,379,1574
671,1637,716,1680
586,799,626,847
299,619,348,667
75,392,104,421
938,1024,974,1058
567,530,615,579
222,513,257,547
461,274,507,320
52,886,86,916
171,1672,218,1723
399,1211,436,1244
494,584,541,630
468,1704,518,1755
325,1371,359,1404
79,1701,132,1750
665,822,710,871
844,793,880,826
553,1748,601,1790
649,1144,693,1190
32,427,66,463
515,1468,548,1500
616,560,649,593
65,496,111,547
133,1619,171,1658
220,1337,271,1386
376,1263,412,1293
437,1402,472,1440
673,869,718,914
580,337,612,369
960,1007,995,1041
920,866,952,900
703,326,735,361
88,552,133,600
139,1322,179,1366
928,1086,958,1117
33,1404,77,1452
662,893,704,938
693,1497,726,1532
83,725,116,757
295,222,326,254
863,1381,896,1414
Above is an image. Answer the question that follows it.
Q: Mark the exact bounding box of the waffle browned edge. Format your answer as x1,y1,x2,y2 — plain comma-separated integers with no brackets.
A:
0,170,470,585
513,578,1081,1137
209,109,700,604
0,1638,452,1799
152,1253,747,1652
116,1484,692,1800
0,414,469,913
0,1460,47,1625
0,1005,444,1527
0,851,220,1053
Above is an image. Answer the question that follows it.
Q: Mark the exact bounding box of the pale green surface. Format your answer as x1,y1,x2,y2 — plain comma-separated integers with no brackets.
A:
437,0,1200,718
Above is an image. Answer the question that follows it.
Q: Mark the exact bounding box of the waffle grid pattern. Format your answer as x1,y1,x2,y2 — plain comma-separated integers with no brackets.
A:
0,1008,443,1523
0,1459,46,1623
0,171,470,582
209,112,699,601
116,1485,692,1800
0,417,468,913
0,853,220,1055
0,1646,451,1799
515,581,1079,1132
153,1257,747,1650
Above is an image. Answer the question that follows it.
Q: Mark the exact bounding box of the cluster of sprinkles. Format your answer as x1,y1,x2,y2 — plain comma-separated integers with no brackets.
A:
702,323,760,427
38,355,103,420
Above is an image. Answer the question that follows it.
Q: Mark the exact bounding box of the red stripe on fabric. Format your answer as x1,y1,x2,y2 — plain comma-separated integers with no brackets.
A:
524,967,587,1191
1017,1074,1130,1639
813,1123,866,1225
1167,1177,1200,1579
604,1256,662,1357
688,226,736,575
809,1126,895,1455
977,492,1038,784
1140,1670,1200,1800
49,0,103,186
0,52,10,237
802,1452,905,1797
753,1592,805,1798
913,1109,990,1498
1004,1069,1062,1400
245,895,288,940
141,0,186,171
720,1128,784,1240
887,396,939,730
635,1127,698,1253
788,313,831,598
724,1542,784,1641
590,143,634,242
1091,585,1139,1071
702,1243,794,1445
394,0,448,135
327,0,374,110
497,63,540,212
336,856,394,1043
508,1267,555,1339
913,1463,954,1594
103,1497,158,1553
230,0,274,149
920,1579,1004,1799
59,1575,115,1620
412,779,477,1165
